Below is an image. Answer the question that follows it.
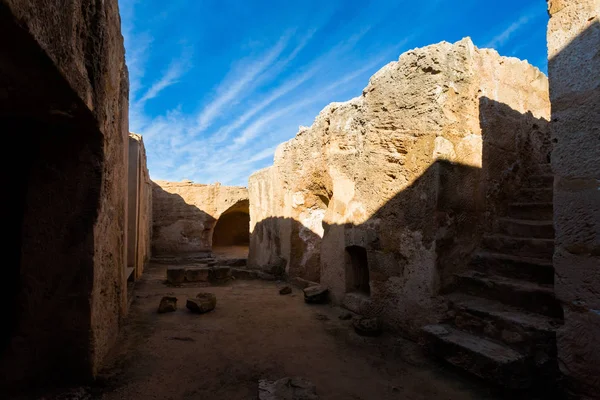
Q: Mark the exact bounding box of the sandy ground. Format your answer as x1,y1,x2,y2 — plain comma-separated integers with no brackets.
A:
89,261,502,400
212,245,249,260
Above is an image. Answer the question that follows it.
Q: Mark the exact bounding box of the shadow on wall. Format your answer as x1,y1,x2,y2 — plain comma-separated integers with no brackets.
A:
151,182,215,255
547,18,600,398
0,1,106,387
249,97,550,336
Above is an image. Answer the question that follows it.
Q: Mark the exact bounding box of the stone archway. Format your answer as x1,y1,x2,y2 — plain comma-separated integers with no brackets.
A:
211,200,250,259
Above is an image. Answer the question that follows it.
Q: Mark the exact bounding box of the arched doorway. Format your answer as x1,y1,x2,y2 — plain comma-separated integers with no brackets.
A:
212,200,250,259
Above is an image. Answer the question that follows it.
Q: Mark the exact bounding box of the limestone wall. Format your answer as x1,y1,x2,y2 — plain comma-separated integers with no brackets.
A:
248,38,550,337
547,1,600,397
152,181,249,255
0,0,129,385
128,134,152,279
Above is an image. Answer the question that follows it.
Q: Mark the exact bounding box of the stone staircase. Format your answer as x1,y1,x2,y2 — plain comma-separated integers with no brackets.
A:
421,164,563,389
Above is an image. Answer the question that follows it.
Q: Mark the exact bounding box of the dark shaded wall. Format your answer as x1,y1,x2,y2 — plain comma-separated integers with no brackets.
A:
0,0,129,387
547,1,600,397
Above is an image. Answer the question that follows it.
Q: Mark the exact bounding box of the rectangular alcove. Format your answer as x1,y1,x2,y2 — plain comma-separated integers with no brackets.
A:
345,246,371,295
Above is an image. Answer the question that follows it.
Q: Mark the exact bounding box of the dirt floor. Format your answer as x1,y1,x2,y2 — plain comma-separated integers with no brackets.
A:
82,261,505,400
212,245,249,260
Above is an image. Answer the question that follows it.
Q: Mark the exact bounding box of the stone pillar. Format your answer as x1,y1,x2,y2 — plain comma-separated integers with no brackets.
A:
547,1,600,397
127,135,141,279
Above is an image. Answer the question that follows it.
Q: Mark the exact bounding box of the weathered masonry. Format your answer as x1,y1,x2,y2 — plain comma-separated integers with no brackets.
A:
152,180,249,257
127,133,152,280
0,0,151,388
249,37,551,337
548,0,600,397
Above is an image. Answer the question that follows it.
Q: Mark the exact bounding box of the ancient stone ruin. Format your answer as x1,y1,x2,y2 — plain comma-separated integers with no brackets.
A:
151,180,249,259
0,0,597,398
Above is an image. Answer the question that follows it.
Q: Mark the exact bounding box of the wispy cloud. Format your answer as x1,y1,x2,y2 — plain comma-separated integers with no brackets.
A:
485,5,545,49
193,34,293,133
138,52,191,104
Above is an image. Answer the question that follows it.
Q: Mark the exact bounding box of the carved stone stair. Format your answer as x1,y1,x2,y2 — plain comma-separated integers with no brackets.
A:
420,167,562,389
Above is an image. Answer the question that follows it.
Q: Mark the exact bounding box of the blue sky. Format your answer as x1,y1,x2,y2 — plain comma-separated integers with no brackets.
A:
120,0,549,186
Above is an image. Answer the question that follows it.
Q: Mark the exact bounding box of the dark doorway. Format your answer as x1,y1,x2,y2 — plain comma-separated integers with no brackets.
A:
345,246,370,295
212,200,250,260
213,211,251,246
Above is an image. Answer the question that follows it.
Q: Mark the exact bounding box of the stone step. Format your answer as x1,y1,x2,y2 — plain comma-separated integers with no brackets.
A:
482,235,554,259
420,324,530,388
454,271,562,318
527,174,554,189
471,252,554,285
447,293,561,356
497,218,554,239
515,188,553,203
508,202,553,221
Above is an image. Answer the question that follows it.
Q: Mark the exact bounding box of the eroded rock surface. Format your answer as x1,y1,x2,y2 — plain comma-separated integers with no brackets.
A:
152,181,248,255
248,37,550,337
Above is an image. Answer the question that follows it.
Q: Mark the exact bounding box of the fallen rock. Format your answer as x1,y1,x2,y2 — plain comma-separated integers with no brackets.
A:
186,293,217,313
158,296,177,313
258,377,319,400
353,317,382,337
209,266,232,282
279,286,292,295
166,266,186,284
268,256,287,277
303,285,329,304
185,265,210,282
339,312,353,320
291,277,320,289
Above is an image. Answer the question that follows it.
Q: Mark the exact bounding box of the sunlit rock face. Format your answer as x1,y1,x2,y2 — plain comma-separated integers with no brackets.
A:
547,0,600,397
151,181,249,255
248,37,550,337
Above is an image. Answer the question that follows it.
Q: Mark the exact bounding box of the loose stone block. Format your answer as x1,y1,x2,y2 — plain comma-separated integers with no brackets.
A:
279,286,292,295
166,266,186,284
209,266,232,282
158,296,177,313
186,293,217,314
303,286,329,304
185,265,210,282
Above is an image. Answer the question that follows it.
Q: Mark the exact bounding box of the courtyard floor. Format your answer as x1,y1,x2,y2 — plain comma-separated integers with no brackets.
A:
93,261,501,400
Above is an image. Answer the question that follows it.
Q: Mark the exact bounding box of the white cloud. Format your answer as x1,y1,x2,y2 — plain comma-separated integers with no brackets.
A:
485,5,544,49
193,34,292,133
138,54,191,104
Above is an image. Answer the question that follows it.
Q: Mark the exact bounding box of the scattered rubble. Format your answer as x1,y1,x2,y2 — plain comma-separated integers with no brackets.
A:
279,286,292,295
303,286,329,304
186,293,217,314
353,317,382,337
258,377,319,400
157,296,178,313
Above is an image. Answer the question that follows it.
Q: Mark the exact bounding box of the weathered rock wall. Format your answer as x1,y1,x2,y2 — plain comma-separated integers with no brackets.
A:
128,134,152,279
0,0,128,385
248,38,550,336
152,181,249,255
547,1,600,397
